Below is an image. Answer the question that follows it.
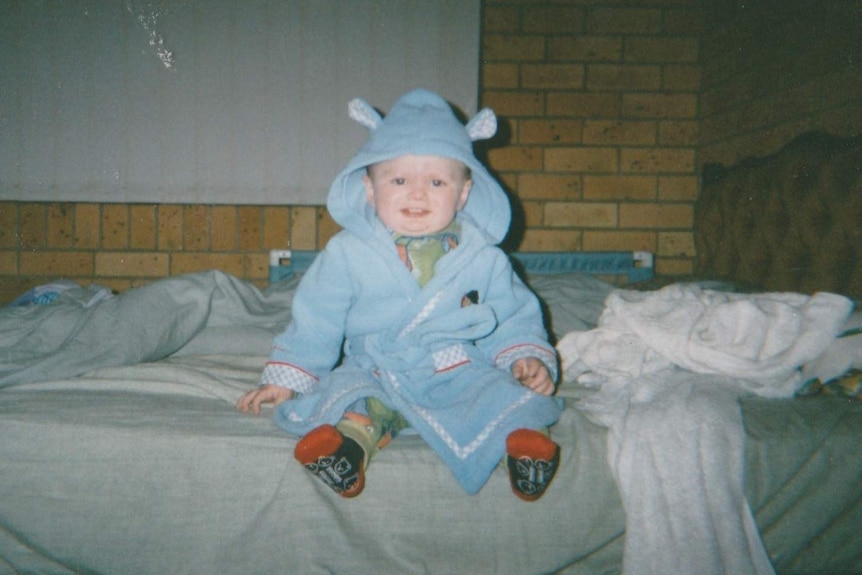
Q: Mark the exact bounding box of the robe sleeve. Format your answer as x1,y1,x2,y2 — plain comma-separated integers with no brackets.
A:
260,240,355,392
475,252,559,381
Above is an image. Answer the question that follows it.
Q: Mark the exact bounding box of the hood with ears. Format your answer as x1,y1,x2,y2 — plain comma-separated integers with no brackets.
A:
326,89,511,244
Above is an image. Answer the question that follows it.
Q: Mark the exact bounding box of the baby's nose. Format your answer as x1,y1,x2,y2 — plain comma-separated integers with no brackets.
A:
407,183,428,198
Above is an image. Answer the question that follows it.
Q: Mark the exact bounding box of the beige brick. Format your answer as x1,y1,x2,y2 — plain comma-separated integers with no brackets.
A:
544,202,618,228
518,174,582,200
211,206,237,251
622,93,698,119
658,231,696,257
158,205,183,251
488,146,543,172
263,206,290,250
518,200,544,228
583,120,656,145
482,63,519,89
545,147,618,173
19,204,46,249
582,230,657,252
97,278,137,294
655,257,694,277
20,251,94,277
521,64,585,89
47,203,75,248
482,35,545,62
171,253,246,277
518,229,582,252
548,36,622,62
586,64,661,91
546,93,621,119
95,252,169,277
621,148,695,174
482,5,518,33
663,64,702,91
238,206,262,251
583,175,657,200
619,203,693,229
244,253,270,280
102,204,128,250
523,6,585,34
481,91,545,117
183,205,209,251
518,119,583,145
625,37,699,63
290,207,318,250
0,203,17,248
0,251,16,275
588,7,662,34
129,205,157,250
658,176,699,201
658,120,699,146
75,204,101,249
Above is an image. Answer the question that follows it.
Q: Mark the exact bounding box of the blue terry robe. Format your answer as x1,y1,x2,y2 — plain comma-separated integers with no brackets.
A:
261,89,563,494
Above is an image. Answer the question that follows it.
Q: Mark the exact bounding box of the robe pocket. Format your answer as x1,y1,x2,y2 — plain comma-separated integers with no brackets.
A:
433,344,471,373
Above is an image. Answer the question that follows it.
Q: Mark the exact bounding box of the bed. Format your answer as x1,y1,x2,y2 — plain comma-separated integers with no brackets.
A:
1,131,861,575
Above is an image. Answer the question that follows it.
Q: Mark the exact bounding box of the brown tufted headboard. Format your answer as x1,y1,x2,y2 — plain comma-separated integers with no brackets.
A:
695,132,862,299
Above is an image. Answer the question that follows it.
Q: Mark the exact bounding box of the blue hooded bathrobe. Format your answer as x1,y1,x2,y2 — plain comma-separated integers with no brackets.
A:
262,89,562,494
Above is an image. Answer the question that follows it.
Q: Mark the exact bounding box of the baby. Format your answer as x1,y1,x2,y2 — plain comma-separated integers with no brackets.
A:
237,89,562,501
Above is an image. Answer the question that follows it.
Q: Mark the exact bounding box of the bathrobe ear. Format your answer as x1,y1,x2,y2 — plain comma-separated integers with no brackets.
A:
348,98,382,130
466,108,497,141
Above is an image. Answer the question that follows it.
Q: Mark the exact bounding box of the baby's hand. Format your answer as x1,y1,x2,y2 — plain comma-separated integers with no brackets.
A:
236,384,295,415
512,357,555,396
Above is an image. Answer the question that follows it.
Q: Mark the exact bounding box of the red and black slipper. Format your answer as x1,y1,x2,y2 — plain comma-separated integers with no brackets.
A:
506,429,561,502
295,424,366,498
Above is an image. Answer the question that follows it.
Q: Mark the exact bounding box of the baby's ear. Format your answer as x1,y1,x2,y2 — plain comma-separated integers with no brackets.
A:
457,178,472,210
362,173,375,205
466,108,497,141
348,98,382,130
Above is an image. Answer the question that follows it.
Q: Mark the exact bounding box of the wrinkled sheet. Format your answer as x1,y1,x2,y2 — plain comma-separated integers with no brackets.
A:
0,271,300,387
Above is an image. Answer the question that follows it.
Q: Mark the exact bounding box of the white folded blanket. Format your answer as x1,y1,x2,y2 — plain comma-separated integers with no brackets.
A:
560,284,853,396
557,283,853,575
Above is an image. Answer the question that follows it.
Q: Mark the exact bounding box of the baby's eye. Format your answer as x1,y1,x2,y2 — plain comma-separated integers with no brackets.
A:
392,177,406,185
430,179,445,187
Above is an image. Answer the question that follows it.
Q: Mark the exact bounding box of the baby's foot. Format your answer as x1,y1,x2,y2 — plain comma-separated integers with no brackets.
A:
506,429,560,502
295,424,366,497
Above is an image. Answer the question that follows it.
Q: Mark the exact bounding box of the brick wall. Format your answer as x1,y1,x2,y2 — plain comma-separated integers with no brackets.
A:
0,0,703,304
480,0,703,278
2,0,859,304
700,0,862,166
0,203,339,300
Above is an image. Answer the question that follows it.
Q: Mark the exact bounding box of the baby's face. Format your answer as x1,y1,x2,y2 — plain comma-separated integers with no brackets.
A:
363,155,471,237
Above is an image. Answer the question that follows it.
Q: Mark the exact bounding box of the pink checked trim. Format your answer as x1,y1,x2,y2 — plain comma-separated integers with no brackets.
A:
260,361,319,394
